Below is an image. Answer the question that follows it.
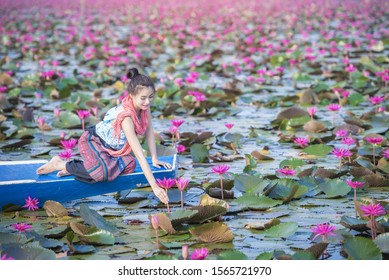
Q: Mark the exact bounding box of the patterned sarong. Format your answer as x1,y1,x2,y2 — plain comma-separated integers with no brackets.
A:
78,129,136,182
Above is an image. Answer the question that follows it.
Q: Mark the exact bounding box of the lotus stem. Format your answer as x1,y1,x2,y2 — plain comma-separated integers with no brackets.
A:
220,174,224,200
180,190,184,209
155,229,159,250
372,145,376,166
82,120,85,131
165,189,170,213
353,189,357,218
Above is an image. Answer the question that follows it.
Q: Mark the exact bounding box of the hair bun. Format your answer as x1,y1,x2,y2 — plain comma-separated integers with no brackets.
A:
126,68,139,79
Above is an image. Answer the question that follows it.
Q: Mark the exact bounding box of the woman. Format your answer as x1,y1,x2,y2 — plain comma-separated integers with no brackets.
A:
36,68,169,204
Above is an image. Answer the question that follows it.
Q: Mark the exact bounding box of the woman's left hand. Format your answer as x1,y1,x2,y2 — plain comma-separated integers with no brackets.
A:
152,159,172,169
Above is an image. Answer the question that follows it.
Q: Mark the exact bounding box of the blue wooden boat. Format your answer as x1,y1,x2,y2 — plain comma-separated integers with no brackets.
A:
0,155,177,209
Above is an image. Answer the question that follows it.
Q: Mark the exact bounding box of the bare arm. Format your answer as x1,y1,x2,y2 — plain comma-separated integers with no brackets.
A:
121,117,168,204
145,109,171,169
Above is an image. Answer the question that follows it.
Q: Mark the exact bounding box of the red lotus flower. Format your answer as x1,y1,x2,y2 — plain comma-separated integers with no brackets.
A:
190,247,209,260
150,215,159,230
22,196,39,211
346,180,365,189
335,130,348,138
311,223,336,241
307,107,316,118
171,119,185,128
182,245,189,260
77,110,91,120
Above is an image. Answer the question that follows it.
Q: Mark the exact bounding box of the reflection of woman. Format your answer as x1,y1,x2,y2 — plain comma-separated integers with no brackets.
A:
36,68,169,204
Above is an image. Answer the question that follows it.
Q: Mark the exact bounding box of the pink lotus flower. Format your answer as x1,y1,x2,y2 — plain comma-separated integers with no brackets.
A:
307,107,317,118
0,86,7,93
157,177,176,212
361,203,386,240
176,177,189,208
365,137,383,145
58,149,75,161
346,179,365,218
335,130,348,138
345,64,356,73
150,215,159,249
311,223,336,242
182,245,189,260
37,117,45,130
294,137,309,148
369,96,384,105
331,148,352,159
12,223,32,233
382,149,389,159
190,247,209,260
211,164,230,200
341,136,356,146
77,110,91,130
171,119,185,128
54,107,60,118
0,254,14,260
177,144,186,154
276,167,297,176
188,91,206,103
326,104,341,112
60,138,77,150
225,123,234,131
22,196,39,211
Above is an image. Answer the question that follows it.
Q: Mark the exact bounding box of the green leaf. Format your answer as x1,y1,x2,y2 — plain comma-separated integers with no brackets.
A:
79,228,115,245
235,194,282,210
1,243,56,260
303,144,333,157
52,111,81,128
270,55,285,66
318,179,351,198
255,252,273,260
279,158,306,169
292,251,316,260
264,222,298,238
190,143,209,163
344,237,382,260
348,93,364,106
288,116,310,127
79,204,118,233
217,250,248,260
167,209,198,225
8,88,21,97
374,233,389,254
0,232,28,244
234,174,270,194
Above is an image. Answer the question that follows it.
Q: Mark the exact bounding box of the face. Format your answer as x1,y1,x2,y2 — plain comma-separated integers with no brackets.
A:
132,87,154,111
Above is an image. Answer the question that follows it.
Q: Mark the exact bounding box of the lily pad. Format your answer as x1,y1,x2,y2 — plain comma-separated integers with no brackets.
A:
318,179,351,198
199,193,229,209
303,144,333,157
188,205,227,224
374,233,389,254
0,243,56,260
234,174,271,194
189,222,234,243
292,251,316,260
264,222,298,238
340,215,368,232
53,111,81,129
190,143,209,163
43,200,68,217
343,236,382,260
152,213,177,234
306,242,329,259
217,250,248,260
167,209,198,225
235,194,282,210
79,204,118,234
69,222,115,245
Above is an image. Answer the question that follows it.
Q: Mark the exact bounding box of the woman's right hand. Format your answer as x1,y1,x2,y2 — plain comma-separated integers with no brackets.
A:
151,184,169,204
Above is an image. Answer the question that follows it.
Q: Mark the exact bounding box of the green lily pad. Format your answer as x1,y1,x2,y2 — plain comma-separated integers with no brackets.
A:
255,251,273,260
79,204,118,234
303,144,333,157
344,237,382,260
189,222,234,243
79,227,115,245
279,158,306,169
217,250,248,260
374,233,389,254
234,174,271,194
188,205,227,224
53,111,81,129
25,231,63,249
168,209,198,225
340,215,368,232
1,243,56,260
235,194,282,210
264,222,298,238
0,232,28,244
318,179,351,198
268,179,308,201
348,93,364,106
292,251,316,260
190,143,209,163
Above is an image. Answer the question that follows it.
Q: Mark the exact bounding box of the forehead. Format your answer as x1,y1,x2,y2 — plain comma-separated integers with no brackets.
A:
135,87,154,96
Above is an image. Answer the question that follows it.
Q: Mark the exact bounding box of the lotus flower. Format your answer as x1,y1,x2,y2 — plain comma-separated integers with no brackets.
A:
176,177,189,208
177,144,186,154
150,215,159,249
369,96,384,113
331,148,352,170
382,149,389,159
277,167,297,176
326,104,341,126
346,179,365,218
335,129,348,138
77,110,91,130
0,254,14,260
12,222,32,242
307,107,317,119
60,138,77,150
37,117,46,142
182,245,189,260
211,164,230,200
190,247,209,260
171,119,185,128
366,137,383,165
225,123,234,131
156,177,175,212
341,136,356,147
311,223,336,242
22,196,39,211
294,137,309,148
54,107,60,118
361,203,386,240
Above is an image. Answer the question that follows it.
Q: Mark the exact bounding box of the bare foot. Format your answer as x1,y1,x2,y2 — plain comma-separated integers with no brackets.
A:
36,156,65,175
57,170,70,177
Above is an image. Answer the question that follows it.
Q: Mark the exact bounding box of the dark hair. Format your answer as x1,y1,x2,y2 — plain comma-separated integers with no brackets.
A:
126,68,155,95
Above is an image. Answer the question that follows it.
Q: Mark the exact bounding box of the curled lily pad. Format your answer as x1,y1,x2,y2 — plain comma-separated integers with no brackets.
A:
318,179,351,198
188,205,227,224
69,222,115,245
235,194,282,210
152,213,177,235
244,218,280,230
340,215,368,232
43,200,68,217
303,120,327,133
363,174,389,188
276,107,308,120
306,242,329,259
79,204,118,233
344,237,382,260
200,193,229,209
374,233,389,254
377,158,389,174
189,222,234,243
264,222,298,238
350,166,374,177
167,209,198,225
251,150,274,161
